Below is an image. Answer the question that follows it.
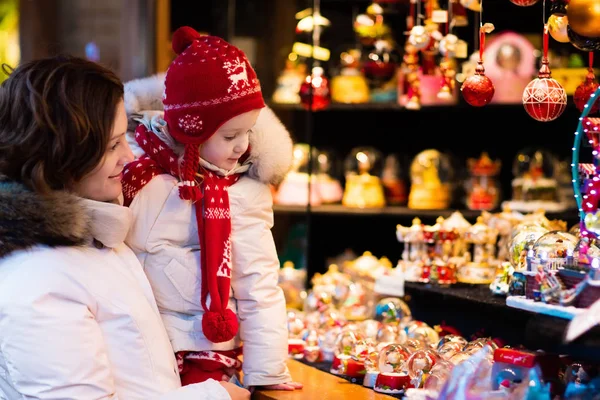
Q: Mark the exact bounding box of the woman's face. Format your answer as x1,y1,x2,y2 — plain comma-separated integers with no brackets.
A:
72,100,134,202
199,109,260,171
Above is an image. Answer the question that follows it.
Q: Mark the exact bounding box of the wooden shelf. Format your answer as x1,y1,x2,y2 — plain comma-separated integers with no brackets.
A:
273,204,580,221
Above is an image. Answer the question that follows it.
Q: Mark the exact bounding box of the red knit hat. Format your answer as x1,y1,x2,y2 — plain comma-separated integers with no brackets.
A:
163,26,265,200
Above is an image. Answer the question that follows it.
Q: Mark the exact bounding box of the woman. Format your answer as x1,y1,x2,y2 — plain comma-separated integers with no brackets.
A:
0,55,248,400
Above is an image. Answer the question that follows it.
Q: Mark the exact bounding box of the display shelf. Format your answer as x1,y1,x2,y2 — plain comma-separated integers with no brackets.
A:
273,204,580,221
269,100,579,113
403,282,600,363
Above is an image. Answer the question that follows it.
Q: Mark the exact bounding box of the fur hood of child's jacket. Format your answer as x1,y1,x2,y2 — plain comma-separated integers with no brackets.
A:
124,73,293,185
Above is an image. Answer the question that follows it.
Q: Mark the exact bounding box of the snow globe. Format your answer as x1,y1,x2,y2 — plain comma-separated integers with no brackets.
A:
342,146,386,208
374,343,412,394
408,149,453,209
503,148,566,212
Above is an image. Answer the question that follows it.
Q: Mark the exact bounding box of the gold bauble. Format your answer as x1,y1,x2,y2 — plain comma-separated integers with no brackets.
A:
548,15,570,43
567,0,600,38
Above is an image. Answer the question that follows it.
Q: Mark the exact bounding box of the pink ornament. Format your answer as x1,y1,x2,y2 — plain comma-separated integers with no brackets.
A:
461,61,495,106
522,27,567,122
509,0,539,5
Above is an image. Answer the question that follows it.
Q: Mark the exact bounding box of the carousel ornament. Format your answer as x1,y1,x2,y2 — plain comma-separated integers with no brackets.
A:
461,24,495,107
522,25,567,122
567,0,600,38
574,53,600,114
509,0,539,6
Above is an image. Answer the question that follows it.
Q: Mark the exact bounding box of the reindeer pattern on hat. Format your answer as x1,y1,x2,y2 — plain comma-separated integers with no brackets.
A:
223,57,250,93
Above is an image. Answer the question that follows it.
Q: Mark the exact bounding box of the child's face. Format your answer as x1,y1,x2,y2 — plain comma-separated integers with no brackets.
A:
72,100,134,202
200,109,260,171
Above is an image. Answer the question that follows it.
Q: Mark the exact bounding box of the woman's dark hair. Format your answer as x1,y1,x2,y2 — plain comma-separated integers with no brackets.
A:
0,54,124,193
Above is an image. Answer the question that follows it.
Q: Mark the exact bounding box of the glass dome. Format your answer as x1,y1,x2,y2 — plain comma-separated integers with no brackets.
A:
315,149,341,177
531,231,578,270
289,143,320,174
344,146,384,177
378,343,410,373
409,149,454,185
509,225,550,269
374,297,412,325
512,147,557,180
334,327,364,359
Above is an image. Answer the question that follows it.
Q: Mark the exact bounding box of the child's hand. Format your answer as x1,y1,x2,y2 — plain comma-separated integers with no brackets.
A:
254,381,303,391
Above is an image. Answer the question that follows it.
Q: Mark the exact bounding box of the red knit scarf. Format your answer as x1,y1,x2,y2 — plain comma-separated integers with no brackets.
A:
123,125,240,343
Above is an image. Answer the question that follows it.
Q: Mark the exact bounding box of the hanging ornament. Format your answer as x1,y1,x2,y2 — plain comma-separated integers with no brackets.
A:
439,34,459,57
509,0,539,6
568,26,600,52
460,0,481,11
299,66,331,111
548,14,570,43
408,25,431,50
574,53,600,114
567,0,600,38
437,58,455,100
461,24,495,107
549,0,568,16
522,25,567,122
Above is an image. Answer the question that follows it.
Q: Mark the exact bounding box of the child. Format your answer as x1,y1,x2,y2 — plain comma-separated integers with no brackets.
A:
123,26,301,391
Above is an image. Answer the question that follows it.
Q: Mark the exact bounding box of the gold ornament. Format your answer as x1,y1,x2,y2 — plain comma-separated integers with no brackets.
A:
548,14,570,43
567,0,600,38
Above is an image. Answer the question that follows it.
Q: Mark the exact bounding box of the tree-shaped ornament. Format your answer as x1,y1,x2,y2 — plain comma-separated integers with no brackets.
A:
461,23,495,107
522,24,567,122
574,52,600,114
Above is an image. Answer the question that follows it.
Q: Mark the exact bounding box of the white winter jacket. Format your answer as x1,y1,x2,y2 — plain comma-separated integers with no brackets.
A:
123,74,294,387
0,180,231,399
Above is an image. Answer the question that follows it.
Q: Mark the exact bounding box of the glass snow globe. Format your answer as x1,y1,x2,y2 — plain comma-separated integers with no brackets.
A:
342,146,386,208
374,297,412,326
374,343,412,394
504,148,562,212
408,149,453,210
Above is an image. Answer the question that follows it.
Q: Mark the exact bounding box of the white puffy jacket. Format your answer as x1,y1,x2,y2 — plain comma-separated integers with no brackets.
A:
123,74,294,387
0,182,230,400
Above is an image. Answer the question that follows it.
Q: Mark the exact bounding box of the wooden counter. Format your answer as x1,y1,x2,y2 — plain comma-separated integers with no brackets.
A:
252,359,397,400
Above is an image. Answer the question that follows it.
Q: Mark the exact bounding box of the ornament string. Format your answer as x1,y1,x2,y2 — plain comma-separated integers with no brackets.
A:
446,0,451,35
543,23,549,62
478,0,484,62
409,0,415,30
590,52,595,72
417,0,422,26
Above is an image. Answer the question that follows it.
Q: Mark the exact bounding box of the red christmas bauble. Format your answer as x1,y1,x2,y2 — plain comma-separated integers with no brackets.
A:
461,62,495,107
522,77,567,121
574,70,600,113
509,0,539,6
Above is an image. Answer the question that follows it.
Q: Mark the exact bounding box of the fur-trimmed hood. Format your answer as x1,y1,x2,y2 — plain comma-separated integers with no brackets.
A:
124,74,293,185
0,181,131,258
